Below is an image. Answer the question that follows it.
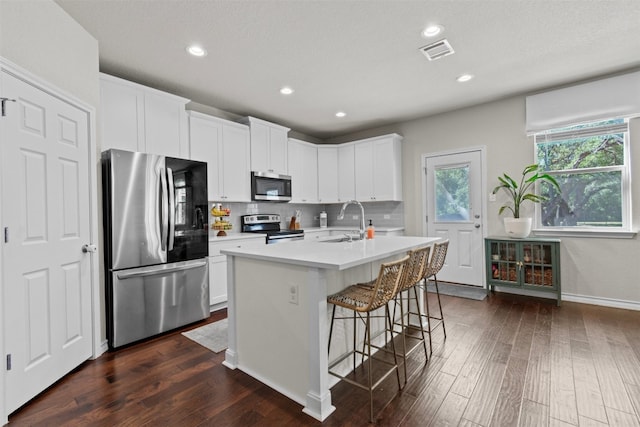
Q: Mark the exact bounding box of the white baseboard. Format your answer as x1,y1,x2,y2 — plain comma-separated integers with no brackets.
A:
562,293,640,311
492,286,640,311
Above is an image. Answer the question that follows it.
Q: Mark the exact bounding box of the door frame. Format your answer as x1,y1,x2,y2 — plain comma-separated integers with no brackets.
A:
0,57,101,423
421,145,488,287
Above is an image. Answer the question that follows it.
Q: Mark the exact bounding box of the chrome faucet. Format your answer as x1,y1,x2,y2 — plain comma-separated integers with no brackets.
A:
337,200,365,240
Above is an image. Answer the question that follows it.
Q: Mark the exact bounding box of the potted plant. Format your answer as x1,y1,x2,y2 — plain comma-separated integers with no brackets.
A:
492,164,560,238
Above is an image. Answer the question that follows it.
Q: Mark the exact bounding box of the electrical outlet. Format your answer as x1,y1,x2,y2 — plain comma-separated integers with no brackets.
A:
489,192,497,202
384,214,391,220
289,284,299,305
352,215,359,220
313,215,319,220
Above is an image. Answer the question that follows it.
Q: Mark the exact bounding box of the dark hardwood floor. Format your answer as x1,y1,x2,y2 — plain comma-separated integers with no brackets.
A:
8,292,640,426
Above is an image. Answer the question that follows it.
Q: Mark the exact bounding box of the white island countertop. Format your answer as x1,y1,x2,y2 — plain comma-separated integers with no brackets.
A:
221,235,438,270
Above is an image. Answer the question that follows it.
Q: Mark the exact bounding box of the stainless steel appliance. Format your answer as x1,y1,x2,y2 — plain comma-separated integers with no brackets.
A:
241,214,304,244
251,171,292,202
102,149,209,349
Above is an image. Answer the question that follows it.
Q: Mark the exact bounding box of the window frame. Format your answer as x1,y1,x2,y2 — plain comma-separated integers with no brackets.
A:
532,118,634,238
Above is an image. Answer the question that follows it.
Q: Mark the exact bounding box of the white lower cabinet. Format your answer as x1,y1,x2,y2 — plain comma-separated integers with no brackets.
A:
208,237,265,309
209,255,227,306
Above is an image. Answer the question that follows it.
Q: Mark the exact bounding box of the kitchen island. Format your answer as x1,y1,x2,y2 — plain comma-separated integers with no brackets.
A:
221,235,439,421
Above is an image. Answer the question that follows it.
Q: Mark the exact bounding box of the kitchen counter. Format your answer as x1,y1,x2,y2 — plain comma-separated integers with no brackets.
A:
208,232,266,243
221,236,439,421
303,226,405,233
222,235,428,270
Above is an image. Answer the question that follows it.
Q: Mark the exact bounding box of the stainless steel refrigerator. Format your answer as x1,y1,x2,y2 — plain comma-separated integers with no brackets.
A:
102,149,209,349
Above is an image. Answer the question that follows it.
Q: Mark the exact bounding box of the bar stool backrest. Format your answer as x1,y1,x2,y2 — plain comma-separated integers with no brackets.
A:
425,240,449,279
399,246,431,292
364,255,410,312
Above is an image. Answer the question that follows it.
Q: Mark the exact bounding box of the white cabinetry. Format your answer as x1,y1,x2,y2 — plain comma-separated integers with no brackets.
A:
100,73,189,157
208,237,265,308
288,138,318,203
240,116,290,175
317,145,339,203
354,134,403,201
188,111,251,202
338,143,356,202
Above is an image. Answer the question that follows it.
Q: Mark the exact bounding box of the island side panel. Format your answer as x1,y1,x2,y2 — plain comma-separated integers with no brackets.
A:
230,257,374,414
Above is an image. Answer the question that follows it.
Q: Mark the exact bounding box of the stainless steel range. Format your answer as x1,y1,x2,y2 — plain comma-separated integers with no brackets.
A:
241,214,304,244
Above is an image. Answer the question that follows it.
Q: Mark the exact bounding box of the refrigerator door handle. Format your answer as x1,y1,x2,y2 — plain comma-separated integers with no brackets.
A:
160,168,169,251
116,260,207,280
167,167,175,251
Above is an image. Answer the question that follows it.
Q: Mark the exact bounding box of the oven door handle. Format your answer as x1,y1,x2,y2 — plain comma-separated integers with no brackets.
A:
268,234,304,242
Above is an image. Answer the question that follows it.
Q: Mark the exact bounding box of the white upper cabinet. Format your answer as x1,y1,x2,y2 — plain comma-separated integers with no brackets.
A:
288,138,318,203
354,134,403,201
337,143,356,202
188,111,251,202
100,73,189,157
317,145,339,204
239,116,290,175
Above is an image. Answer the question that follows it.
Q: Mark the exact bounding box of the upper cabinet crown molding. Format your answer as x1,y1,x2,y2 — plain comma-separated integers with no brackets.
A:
99,73,190,158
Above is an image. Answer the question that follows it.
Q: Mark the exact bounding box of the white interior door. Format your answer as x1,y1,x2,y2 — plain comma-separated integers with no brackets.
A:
1,71,93,413
424,149,485,286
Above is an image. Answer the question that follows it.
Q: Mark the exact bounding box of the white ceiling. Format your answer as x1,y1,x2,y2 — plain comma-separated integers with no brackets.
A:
55,0,640,140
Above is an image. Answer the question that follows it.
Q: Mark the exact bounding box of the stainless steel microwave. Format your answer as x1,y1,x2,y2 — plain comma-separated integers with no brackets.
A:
251,171,292,202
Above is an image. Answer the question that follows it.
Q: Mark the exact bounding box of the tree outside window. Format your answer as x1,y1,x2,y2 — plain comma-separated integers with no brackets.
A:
535,118,629,229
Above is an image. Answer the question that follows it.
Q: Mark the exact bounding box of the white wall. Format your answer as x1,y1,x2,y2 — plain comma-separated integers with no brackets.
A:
329,95,640,308
0,0,99,107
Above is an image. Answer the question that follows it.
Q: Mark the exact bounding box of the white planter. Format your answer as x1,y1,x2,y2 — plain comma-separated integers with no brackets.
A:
503,217,532,238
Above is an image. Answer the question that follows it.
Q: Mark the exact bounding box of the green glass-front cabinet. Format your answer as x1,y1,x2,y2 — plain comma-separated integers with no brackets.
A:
485,237,561,306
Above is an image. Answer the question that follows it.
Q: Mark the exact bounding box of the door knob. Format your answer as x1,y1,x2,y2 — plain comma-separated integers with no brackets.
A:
82,244,97,253
474,224,481,228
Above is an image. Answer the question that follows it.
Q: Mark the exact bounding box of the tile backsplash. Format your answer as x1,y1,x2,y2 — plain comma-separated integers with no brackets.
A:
208,201,404,236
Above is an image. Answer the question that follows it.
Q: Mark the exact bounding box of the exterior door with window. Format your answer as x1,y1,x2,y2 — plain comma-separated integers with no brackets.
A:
424,150,484,286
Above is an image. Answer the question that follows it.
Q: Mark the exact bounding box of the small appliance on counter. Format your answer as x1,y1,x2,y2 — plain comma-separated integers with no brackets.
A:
320,211,328,228
241,214,304,244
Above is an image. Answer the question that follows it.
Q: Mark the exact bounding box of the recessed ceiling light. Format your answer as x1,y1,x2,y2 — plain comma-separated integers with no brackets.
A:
456,74,474,83
280,87,294,95
335,111,346,118
422,25,443,38
186,45,207,57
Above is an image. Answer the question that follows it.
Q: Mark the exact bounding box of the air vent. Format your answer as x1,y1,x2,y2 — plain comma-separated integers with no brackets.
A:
419,39,454,61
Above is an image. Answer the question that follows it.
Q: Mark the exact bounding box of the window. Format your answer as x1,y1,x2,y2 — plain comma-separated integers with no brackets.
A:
434,165,470,222
535,118,630,230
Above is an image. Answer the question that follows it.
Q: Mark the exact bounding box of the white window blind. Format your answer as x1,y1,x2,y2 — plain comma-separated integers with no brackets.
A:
534,122,628,143
525,71,640,134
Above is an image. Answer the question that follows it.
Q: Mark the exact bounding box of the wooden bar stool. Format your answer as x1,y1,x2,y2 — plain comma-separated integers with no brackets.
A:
391,246,431,383
421,239,449,354
327,255,409,423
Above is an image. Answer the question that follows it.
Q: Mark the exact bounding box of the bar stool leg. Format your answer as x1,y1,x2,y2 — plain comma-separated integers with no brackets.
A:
328,304,337,356
433,276,447,339
424,280,433,354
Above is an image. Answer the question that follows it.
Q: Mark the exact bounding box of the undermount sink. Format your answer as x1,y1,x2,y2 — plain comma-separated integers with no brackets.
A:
320,235,362,243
